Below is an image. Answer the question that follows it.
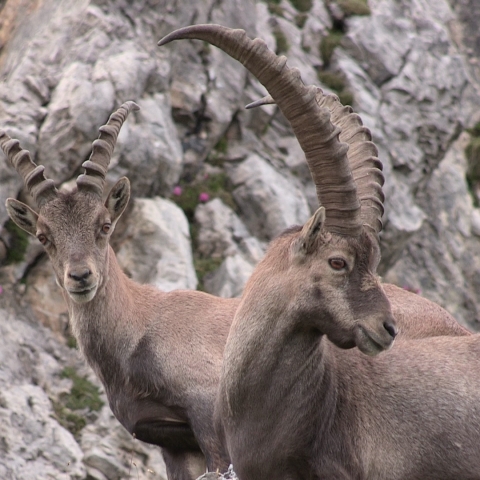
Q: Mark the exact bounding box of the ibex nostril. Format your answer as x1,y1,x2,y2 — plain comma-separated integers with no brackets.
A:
69,268,91,282
384,321,397,339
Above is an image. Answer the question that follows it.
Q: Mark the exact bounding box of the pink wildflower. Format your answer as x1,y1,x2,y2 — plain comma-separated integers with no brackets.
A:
199,192,210,203
172,186,182,196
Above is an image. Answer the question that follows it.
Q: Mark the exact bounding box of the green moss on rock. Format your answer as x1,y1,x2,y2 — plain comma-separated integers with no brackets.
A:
465,122,480,206
289,0,312,12
268,2,285,16
337,0,370,16
319,29,344,66
317,70,354,106
295,13,309,28
273,27,290,54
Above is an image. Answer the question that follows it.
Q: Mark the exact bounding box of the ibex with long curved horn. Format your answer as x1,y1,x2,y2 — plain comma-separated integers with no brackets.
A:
2,32,470,480
160,25,480,480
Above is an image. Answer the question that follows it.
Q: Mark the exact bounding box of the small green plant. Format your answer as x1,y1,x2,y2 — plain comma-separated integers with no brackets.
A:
289,0,312,12
53,367,103,436
273,27,290,54
4,219,29,264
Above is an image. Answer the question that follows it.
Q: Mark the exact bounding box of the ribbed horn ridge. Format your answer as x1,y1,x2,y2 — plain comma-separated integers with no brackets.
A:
159,24,361,237
77,101,140,196
0,130,58,207
317,92,384,238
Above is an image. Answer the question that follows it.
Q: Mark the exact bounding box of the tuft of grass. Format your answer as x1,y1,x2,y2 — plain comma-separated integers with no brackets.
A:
273,27,290,54
337,0,370,16
214,136,228,155
317,70,354,106
319,28,344,66
60,367,103,411
171,173,236,222
4,219,29,264
289,0,312,12
53,367,103,437
467,122,480,138
268,2,285,16
66,335,77,349
338,89,354,106
52,401,87,436
295,13,309,28
317,71,347,92
194,257,224,292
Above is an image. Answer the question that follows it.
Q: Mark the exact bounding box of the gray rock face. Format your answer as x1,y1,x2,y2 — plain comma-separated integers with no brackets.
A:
228,154,311,240
0,308,85,479
0,384,85,480
195,198,265,297
116,197,198,291
195,198,265,262
1,0,480,473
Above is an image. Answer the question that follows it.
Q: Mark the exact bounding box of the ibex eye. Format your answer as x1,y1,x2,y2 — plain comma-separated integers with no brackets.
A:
37,234,48,245
102,223,111,234
329,258,346,270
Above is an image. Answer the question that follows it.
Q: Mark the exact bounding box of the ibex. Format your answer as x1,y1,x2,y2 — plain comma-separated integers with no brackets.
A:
159,25,480,480
1,102,233,480
1,31,470,480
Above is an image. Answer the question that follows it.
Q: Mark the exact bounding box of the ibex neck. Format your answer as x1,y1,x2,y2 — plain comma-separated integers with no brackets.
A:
65,245,146,380
224,296,339,430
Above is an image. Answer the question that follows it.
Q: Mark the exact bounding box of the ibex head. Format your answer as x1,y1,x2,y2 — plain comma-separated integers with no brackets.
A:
159,25,396,354
2,101,138,304
254,206,396,355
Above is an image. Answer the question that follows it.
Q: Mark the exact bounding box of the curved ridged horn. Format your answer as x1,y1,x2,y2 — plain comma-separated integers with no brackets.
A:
0,131,58,207
159,25,361,236
77,101,139,196
317,92,384,237
246,91,385,238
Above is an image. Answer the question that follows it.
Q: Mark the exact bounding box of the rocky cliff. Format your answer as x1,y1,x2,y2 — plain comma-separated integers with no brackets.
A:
0,0,479,477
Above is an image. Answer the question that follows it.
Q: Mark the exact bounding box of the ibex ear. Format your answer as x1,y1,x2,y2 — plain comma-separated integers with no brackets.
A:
105,177,130,225
5,198,38,237
296,207,326,255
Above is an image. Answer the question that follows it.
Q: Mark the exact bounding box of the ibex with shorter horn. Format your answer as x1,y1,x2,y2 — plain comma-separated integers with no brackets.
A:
2,29,470,480
159,25,480,480
1,102,233,480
